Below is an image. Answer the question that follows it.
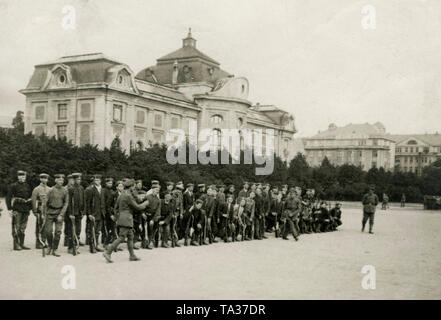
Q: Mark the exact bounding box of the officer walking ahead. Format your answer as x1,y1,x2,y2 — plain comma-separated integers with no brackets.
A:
6,170,32,251
362,185,379,234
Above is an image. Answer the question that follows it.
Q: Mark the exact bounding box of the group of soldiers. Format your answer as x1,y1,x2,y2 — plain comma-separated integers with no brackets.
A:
4,170,343,262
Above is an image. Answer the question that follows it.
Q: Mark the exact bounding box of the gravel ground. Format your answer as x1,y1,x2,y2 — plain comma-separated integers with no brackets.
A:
0,200,440,300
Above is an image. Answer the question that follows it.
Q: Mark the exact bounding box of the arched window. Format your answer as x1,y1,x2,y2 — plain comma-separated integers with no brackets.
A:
210,114,223,124
210,129,222,150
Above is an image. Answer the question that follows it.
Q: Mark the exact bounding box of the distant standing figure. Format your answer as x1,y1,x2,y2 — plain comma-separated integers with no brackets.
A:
401,193,406,207
382,193,389,210
362,185,379,234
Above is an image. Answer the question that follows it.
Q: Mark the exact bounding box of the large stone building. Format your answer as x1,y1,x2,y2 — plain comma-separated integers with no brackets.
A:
303,122,395,171
389,134,441,174
20,30,296,162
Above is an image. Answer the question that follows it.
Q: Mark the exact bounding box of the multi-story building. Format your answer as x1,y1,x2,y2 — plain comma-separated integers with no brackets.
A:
389,134,441,174
20,30,296,161
303,122,395,170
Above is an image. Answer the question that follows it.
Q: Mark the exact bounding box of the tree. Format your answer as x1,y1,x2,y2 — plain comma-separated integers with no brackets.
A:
11,111,24,133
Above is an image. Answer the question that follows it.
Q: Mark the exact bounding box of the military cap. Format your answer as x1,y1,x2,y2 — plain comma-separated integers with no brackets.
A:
135,179,142,184
115,180,123,186
243,181,249,186
67,174,74,180
186,183,194,188
54,174,65,179
151,180,159,184
195,199,204,205
72,173,82,177
271,185,278,190
176,181,184,189
17,170,27,176
166,181,174,186
198,183,205,188
92,174,102,179
39,173,49,179
217,184,226,189
106,177,114,183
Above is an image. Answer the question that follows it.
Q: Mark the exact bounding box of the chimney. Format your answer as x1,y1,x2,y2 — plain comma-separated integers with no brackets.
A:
172,60,178,85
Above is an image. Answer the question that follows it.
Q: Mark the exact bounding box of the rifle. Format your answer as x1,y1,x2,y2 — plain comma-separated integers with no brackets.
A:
71,216,79,255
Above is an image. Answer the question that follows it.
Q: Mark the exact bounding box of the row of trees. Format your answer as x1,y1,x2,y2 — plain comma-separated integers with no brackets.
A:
1,115,441,202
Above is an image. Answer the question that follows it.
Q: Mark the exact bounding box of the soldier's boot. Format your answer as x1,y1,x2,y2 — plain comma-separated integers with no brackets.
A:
52,240,61,257
63,237,69,247
13,238,22,251
361,222,366,232
20,234,30,250
127,240,140,261
173,235,181,247
369,222,374,234
184,236,189,246
68,248,73,255
146,240,154,250
36,238,43,249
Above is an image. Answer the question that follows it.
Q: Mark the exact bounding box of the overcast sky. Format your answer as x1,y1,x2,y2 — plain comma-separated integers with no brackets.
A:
0,0,440,136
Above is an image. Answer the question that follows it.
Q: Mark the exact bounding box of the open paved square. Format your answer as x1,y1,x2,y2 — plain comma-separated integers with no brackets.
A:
0,200,440,299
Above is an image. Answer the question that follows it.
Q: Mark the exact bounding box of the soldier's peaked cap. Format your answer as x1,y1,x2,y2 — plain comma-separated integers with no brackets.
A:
54,174,65,179
176,181,183,185
72,173,82,178
186,183,194,187
106,177,114,182
39,173,49,179
151,180,159,184
93,174,102,179
166,181,174,186
17,170,27,176
135,179,142,184
198,183,205,188
67,174,74,179
123,178,134,187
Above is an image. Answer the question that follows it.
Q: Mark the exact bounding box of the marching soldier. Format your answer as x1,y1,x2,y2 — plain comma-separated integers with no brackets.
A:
85,174,104,253
66,173,85,254
44,174,69,256
102,177,116,246
31,173,50,249
171,181,184,247
103,178,149,263
63,174,75,246
6,170,32,251
182,183,195,245
145,185,161,249
362,185,379,234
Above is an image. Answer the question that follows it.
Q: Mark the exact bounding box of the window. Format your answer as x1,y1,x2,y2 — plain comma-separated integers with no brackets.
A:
405,147,408,153
210,115,223,124
410,147,413,153
373,150,378,157
58,74,66,85
154,114,163,127
210,129,222,150
79,124,90,146
35,105,45,120
113,104,123,122
58,103,67,120
237,117,243,127
80,102,91,119
57,125,67,139
136,110,145,124
171,116,179,129
153,132,163,144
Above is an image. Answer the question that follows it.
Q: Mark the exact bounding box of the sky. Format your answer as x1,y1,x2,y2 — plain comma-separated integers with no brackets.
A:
0,0,440,136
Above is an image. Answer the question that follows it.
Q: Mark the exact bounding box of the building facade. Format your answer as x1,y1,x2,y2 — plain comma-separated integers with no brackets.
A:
20,30,296,162
390,134,441,174
303,122,395,171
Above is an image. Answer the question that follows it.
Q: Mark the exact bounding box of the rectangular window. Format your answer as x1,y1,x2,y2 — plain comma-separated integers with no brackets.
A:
35,105,45,120
171,116,179,129
58,103,67,120
80,102,91,119
153,132,163,143
154,114,163,127
79,124,91,146
136,110,145,124
373,150,378,157
57,125,67,139
113,104,123,122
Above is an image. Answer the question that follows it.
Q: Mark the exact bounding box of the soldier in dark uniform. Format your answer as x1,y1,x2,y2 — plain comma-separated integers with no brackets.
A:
158,193,174,248
171,181,184,247
225,184,236,204
330,202,342,230
31,173,50,249
85,174,105,253
218,194,235,242
103,178,149,263
362,185,379,234
282,187,300,241
202,186,217,244
102,177,116,247
243,191,255,240
281,184,288,201
132,179,146,248
63,174,75,247
188,199,204,246
145,185,161,249
182,183,195,245
261,183,271,237
6,170,32,251
195,183,207,202
253,188,264,240
66,173,85,254
233,198,246,241
44,174,69,256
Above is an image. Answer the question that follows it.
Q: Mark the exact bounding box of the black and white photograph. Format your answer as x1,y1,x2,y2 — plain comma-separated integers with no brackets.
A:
0,0,441,309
